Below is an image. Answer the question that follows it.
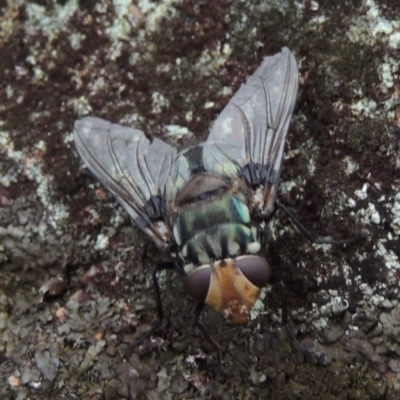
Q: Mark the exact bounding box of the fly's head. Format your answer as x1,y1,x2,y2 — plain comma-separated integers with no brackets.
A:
184,256,272,324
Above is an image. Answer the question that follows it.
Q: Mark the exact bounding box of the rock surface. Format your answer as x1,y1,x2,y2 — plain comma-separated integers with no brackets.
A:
1,0,399,399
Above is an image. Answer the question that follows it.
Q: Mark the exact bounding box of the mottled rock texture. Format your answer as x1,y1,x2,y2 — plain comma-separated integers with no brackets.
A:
0,0,399,399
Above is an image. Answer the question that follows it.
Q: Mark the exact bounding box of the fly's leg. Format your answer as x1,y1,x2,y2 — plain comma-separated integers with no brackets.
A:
258,205,278,248
193,303,221,393
272,276,317,362
124,261,175,358
276,200,365,245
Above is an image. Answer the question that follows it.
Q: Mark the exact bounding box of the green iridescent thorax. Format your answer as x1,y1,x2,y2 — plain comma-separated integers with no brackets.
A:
172,194,260,268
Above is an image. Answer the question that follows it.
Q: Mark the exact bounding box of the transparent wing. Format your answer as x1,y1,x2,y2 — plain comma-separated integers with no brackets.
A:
74,116,177,249
164,143,236,211
204,47,299,215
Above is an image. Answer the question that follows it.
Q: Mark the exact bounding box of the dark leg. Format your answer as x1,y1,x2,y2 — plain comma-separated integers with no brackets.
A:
259,204,278,248
124,261,176,358
258,222,270,249
193,303,221,393
276,200,365,245
272,276,316,362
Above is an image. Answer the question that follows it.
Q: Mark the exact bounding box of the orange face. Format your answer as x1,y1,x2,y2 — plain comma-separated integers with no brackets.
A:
184,256,271,324
205,259,261,324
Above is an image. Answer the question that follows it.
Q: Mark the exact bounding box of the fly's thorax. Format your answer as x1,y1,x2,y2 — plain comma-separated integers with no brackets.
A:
184,257,272,324
173,194,260,266
180,224,261,267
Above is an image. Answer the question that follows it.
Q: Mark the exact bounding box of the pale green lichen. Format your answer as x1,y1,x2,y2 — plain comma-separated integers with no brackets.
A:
25,0,79,38
137,0,181,32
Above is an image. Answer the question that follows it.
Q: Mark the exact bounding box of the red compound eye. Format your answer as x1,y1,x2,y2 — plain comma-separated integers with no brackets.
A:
235,256,272,288
184,265,212,303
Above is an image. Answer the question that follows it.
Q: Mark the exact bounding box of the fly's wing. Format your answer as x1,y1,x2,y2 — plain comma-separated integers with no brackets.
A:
165,143,238,210
204,47,299,216
74,117,176,250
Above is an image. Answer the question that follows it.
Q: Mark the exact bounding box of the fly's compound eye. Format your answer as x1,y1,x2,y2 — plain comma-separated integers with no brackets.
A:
235,256,272,288
184,265,212,303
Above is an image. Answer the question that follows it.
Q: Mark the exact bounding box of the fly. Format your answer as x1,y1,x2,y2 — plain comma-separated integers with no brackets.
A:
73,47,362,390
